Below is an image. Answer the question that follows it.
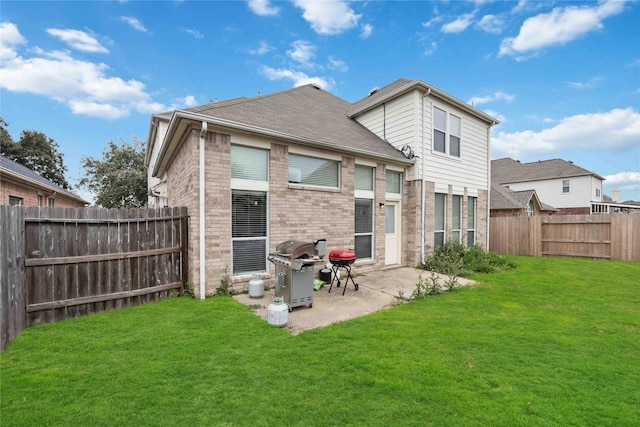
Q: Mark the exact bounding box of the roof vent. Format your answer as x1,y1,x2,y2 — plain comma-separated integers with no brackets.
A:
368,87,379,96
310,83,321,90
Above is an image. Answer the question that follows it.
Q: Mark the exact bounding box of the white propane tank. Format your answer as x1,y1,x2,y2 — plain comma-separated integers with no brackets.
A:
248,273,264,298
267,296,288,327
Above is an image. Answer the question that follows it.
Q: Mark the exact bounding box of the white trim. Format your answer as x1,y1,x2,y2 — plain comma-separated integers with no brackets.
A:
287,145,342,161
354,159,377,168
355,189,375,199
231,178,269,192
230,134,271,149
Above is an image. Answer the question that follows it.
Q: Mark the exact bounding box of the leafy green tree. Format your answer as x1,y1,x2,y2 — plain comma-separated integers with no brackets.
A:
0,119,70,189
80,138,148,208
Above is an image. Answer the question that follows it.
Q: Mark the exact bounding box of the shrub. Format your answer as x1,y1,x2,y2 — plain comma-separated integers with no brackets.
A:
421,241,516,277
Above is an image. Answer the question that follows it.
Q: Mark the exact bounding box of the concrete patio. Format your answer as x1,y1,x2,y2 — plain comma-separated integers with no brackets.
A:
233,267,475,335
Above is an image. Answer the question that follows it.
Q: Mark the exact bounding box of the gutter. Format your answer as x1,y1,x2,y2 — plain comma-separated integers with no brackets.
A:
199,121,207,299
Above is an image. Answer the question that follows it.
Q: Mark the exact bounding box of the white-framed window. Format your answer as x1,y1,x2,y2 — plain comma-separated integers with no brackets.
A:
434,193,446,248
355,198,373,260
9,196,23,206
467,196,476,248
452,195,462,243
525,201,534,217
231,145,269,276
433,107,462,157
38,195,43,206
385,170,401,194
562,179,570,193
355,165,374,260
48,198,55,207
289,154,339,188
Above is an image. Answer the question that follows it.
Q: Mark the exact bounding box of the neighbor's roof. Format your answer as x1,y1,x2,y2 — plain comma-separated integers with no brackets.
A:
492,157,605,184
0,155,89,204
490,183,557,211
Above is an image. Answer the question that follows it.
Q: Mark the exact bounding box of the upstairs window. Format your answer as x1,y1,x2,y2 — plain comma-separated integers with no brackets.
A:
562,179,570,193
289,154,339,188
433,107,462,157
525,201,534,217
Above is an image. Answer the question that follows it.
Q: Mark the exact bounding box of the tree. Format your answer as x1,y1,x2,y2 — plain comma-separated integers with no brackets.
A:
0,119,71,189
80,138,148,208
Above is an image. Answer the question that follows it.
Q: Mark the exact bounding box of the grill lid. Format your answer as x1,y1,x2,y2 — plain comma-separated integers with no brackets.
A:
275,240,315,259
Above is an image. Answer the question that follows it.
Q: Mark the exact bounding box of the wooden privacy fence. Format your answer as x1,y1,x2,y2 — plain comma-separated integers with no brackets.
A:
1,206,188,352
490,214,640,261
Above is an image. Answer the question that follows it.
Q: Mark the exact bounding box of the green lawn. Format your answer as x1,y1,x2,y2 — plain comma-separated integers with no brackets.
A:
2,256,639,426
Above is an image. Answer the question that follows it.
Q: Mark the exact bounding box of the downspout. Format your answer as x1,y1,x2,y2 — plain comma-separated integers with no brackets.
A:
199,121,208,299
420,88,431,264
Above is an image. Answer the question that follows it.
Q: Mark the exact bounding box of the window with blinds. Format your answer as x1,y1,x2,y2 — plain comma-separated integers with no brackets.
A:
355,198,373,259
434,193,446,248
288,154,339,187
231,191,267,275
231,144,269,276
386,170,401,194
452,195,462,243
467,196,476,248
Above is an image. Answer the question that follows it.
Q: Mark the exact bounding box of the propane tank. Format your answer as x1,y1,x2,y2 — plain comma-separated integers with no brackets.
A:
267,296,288,327
248,273,264,298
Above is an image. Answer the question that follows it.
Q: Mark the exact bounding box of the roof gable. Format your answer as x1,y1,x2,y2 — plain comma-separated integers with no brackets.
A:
490,183,557,211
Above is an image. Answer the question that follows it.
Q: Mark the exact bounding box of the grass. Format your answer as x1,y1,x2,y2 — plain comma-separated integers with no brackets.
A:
2,256,639,426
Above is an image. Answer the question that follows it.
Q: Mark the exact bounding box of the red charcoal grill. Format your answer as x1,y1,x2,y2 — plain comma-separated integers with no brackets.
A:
328,250,359,295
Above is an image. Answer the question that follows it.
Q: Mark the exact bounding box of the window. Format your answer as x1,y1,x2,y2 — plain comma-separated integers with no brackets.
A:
355,198,373,259
562,179,570,193
48,198,55,207
38,195,43,206
467,197,476,248
9,196,23,206
434,193,446,248
232,191,267,275
525,201,534,217
355,165,374,260
289,154,339,188
386,170,401,194
452,195,462,243
355,165,374,191
433,107,462,157
232,145,268,181
231,145,269,276
596,188,601,198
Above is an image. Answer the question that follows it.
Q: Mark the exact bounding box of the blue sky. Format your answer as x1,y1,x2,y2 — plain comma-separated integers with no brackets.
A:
1,0,639,203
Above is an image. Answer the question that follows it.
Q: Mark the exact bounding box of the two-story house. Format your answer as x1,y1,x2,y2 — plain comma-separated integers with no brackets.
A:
146,78,498,298
492,158,606,215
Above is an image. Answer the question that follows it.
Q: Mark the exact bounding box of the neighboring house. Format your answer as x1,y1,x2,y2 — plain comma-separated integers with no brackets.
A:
146,78,498,297
492,158,608,215
0,155,88,208
490,183,557,217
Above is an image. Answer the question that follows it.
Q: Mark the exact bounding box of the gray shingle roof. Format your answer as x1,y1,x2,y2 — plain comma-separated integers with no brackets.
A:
179,84,411,163
490,183,557,211
0,155,88,204
492,157,604,184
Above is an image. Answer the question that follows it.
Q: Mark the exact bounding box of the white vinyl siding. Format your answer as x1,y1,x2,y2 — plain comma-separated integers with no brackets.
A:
506,176,596,209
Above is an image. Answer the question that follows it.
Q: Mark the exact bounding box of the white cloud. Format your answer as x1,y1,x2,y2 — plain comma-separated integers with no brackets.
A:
248,0,280,16
183,28,204,39
46,28,108,53
604,171,640,185
360,23,373,38
492,108,640,159
174,95,197,108
442,13,475,34
260,65,333,90
120,16,148,32
293,0,361,35
0,23,168,119
476,14,505,34
567,76,605,89
499,0,626,57
424,41,437,56
287,40,316,67
469,91,515,105
0,22,26,60
422,16,442,28
248,40,273,55
327,56,348,72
